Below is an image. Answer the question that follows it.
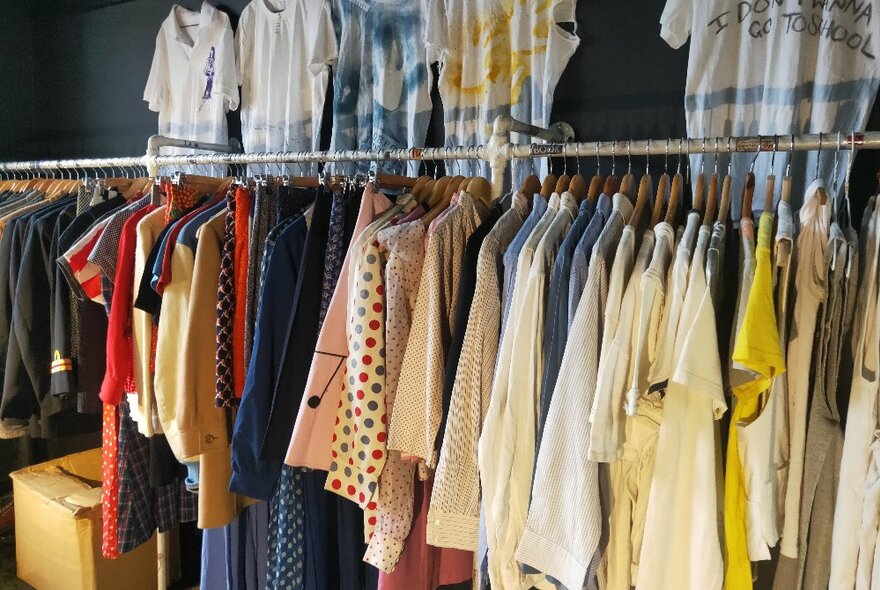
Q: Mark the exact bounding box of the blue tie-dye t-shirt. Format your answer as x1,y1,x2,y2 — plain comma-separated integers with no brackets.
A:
311,0,446,175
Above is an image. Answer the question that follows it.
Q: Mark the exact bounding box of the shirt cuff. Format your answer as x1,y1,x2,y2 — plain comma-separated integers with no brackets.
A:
426,509,479,551
324,461,380,508
363,534,406,574
515,527,588,590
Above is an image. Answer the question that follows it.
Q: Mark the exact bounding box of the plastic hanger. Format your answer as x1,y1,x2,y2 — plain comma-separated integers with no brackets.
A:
628,139,653,229
651,139,670,226
664,139,684,224
568,144,587,201
703,138,719,226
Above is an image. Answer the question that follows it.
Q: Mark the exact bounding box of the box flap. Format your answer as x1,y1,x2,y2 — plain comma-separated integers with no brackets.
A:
10,449,102,516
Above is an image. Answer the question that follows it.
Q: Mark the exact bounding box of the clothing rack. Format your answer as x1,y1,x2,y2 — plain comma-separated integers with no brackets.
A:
0,116,876,199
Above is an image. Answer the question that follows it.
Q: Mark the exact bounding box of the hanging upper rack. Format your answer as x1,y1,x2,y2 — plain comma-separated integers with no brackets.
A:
0,116,875,200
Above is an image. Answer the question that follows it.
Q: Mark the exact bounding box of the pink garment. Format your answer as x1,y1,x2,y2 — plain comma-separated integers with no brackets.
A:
378,476,473,590
284,184,394,469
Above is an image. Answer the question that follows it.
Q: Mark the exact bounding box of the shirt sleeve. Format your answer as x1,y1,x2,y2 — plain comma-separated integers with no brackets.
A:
143,32,167,112
309,0,338,75
216,13,240,112
233,8,249,88
659,0,693,49
424,0,447,65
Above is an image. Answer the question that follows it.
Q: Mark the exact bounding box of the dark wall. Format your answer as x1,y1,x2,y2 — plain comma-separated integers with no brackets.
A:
0,0,691,160
0,0,877,211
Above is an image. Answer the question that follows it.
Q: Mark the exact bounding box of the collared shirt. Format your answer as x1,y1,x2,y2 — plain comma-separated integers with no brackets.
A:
637,224,726,590
480,192,575,590
589,227,655,463
830,197,880,589
705,217,728,310
427,193,527,551
501,194,545,334
387,192,481,468
539,198,594,436
516,193,632,590
779,180,831,559
568,193,612,326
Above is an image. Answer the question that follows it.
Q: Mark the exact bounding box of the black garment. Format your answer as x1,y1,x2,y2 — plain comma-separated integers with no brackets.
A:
11,200,98,436
342,185,362,247
262,188,332,460
133,223,174,319
434,203,501,451
1,200,74,426
51,194,126,399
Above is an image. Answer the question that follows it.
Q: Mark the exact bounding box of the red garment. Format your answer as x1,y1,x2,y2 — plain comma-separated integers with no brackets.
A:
155,197,222,295
379,477,473,590
99,206,156,405
100,403,120,559
232,186,251,399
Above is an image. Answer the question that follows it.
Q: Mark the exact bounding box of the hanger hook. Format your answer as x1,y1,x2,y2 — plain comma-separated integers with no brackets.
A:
786,134,794,176
844,129,855,224
677,138,683,175
626,140,632,174
574,143,581,176
750,135,761,173
645,139,651,175
714,137,719,174
832,131,842,189
665,138,670,173
700,137,706,176
611,141,616,176
771,135,778,175
595,142,601,174
814,132,824,180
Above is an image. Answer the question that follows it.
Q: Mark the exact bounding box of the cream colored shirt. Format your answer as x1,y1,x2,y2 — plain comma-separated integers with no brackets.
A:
780,180,831,558
637,224,726,590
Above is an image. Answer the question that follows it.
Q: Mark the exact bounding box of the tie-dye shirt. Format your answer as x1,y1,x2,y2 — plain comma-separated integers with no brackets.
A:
661,0,880,218
235,0,333,175
144,2,238,176
311,0,446,175
439,0,579,186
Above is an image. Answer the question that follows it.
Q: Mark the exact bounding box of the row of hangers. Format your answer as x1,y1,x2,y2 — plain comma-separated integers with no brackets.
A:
517,131,857,232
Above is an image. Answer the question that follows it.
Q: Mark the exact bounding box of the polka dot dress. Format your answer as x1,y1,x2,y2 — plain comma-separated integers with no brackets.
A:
325,238,387,518
101,402,120,559
266,465,305,590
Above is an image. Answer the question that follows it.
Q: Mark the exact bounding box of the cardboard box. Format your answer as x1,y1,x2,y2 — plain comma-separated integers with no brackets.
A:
11,448,158,590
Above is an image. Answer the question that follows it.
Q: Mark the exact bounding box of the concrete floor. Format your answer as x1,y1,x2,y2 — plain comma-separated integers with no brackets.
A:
0,533,30,590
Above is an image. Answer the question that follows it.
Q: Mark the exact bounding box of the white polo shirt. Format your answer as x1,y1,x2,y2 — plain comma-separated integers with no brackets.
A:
144,2,238,175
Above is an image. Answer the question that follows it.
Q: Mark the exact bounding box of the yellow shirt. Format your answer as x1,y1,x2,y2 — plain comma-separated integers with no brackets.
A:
723,212,786,589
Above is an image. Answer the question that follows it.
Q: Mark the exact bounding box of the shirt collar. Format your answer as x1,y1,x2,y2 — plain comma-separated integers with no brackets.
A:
169,2,216,48
596,193,612,219
611,192,634,221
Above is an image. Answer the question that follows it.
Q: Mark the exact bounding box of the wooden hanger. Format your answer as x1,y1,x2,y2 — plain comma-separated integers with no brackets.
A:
719,172,732,223
467,176,492,219
519,172,542,199
554,154,571,194
603,141,621,196
703,140,720,225
741,170,756,222
411,174,432,203
780,135,794,204
421,175,461,227
628,169,653,229
664,172,683,224
619,140,636,200
540,171,557,199
651,172,669,226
